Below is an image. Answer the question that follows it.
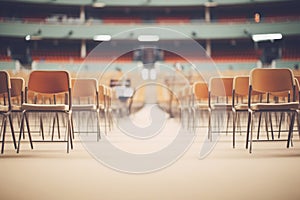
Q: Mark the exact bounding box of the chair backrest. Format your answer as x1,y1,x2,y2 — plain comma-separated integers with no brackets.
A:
28,70,70,94
106,86,112,107
72,78,98,98
179,85,192,106
250,68,295,94
233,76,249,96
193,81,208,100
233,75,262,105
98,84,106,105
10,77,25,98
0,70,11,95
294,78,300,102
0,70,11,109
209,77,233,97
27,71,71,108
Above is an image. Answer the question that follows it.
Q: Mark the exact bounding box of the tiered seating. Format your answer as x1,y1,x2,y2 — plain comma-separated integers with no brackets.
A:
0,48,10,61
282,48,300,60
102,17,142,24
211,49,260,62
156,16,190,24
215,17,248,24
31,50,81,62
30,49,135,63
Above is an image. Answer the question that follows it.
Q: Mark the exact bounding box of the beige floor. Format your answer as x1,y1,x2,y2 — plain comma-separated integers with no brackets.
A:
1,109,300,200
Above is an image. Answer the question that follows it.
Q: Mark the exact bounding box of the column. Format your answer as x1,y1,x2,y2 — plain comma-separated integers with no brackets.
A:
81,40,86,58
206,39,211,57
80,6,85,22
205,7,211,22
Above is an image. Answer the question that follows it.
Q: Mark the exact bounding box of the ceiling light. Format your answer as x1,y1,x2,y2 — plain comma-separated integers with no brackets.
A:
93,35,111,41
25,35,31,41
92,2,106,8
25,35,42,41
252,33,283,42
204,1,218,7
138,35,159,42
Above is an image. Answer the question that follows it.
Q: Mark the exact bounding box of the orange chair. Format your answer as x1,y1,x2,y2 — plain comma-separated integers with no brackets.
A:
10,77,25,108
10,77,26,138
232,76,249,145
106,86,114,131
208,77,234,140
17,70,73,153
72,78,101,141
178,85,192,130
192,81,209,131
0,71,17,153
232,75,265,148
98,84,109,134
246,68,298,153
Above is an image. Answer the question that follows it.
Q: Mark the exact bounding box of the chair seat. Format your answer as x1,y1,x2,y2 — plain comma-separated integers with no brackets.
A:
11,105,22,111
234,103,248,111
194,103,209,109
0,105,9,112
250,102,299,111
99,104,105,110
179,105,189,109
72,104,97,111
22,103,69,111
211,103,232,110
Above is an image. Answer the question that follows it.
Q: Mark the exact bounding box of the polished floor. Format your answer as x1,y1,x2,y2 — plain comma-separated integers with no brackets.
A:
1,106,300,200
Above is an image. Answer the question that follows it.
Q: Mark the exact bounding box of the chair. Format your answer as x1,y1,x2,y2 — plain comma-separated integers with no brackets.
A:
246,68,298,153
0,71,17,153
232,76,249,148
10,77,25,120
10,77,27,138
106,86,114,131
72,78,101,141
17,70,73,153
191,81,209,131
232,76,263,148
179,85,192,130
208,77,234,140
11,77,50,140
10,77,25,108
294,78,300,138
98,84,108,134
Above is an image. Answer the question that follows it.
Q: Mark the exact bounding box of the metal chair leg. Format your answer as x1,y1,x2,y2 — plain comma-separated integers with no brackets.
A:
246,112,252,149
287,112,296,148
8,114,17,149
1,116,7,154
233,111,237,148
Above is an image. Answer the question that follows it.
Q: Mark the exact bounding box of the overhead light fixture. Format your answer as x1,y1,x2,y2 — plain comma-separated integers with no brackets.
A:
138,35,159,42
25,35,31,41
204,1,218,7
25,35,42,41
252,33,283,42
93,35,111,41
92,1,106,8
